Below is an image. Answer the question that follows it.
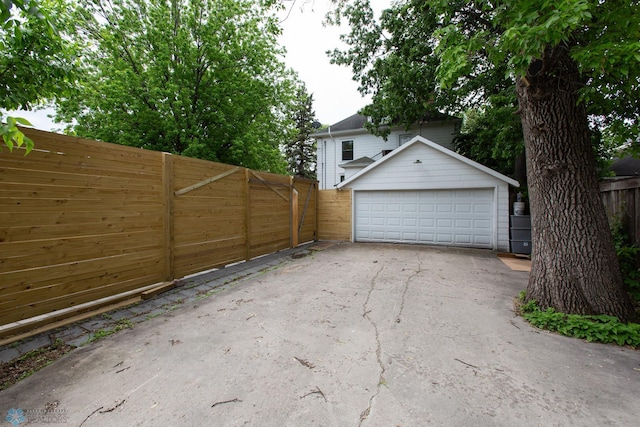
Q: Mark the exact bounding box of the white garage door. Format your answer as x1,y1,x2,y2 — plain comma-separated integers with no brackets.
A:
354,189,494,248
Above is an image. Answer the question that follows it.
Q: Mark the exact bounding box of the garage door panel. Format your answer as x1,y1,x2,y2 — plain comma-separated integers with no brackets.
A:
455,234,472,244
403,218,418,227
455,219,472,229
420,218,435,227
355,189,493,249
455,204,473,213
474,235,491,245
436,233,453,244
372,217,385,226
437,218,452,227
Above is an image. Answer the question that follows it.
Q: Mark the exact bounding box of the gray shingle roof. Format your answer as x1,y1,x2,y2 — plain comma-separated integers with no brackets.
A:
312,112,459,137
611,156,640,176
340,156,375,168
312,114,368,137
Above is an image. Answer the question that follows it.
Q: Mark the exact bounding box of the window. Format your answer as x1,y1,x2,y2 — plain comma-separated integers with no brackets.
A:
399,134,414,145
342,140,354,160
340,175,345,182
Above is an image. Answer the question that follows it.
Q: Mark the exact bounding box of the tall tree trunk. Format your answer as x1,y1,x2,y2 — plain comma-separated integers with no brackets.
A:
516,45,637,322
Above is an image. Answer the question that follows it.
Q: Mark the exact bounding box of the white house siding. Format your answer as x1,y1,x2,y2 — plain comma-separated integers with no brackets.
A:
342,142,513,251
316,121,458,189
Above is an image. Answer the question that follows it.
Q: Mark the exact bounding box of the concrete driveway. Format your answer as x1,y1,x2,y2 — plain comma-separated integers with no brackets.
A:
1,243,639,426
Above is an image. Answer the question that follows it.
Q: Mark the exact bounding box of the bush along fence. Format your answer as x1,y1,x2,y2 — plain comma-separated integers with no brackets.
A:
600,177,640,246
0,128,318,340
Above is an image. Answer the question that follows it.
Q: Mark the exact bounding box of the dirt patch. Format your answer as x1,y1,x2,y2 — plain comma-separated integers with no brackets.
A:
1,343,74,391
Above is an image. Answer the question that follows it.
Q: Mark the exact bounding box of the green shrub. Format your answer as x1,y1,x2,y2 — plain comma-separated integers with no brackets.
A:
519,299,640,348
610,217,640,301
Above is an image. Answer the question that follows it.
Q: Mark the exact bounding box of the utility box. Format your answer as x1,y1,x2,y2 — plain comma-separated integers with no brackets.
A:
510,215,532,255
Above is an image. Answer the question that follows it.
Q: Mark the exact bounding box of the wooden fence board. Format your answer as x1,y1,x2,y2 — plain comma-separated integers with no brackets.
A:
1,249,163,291
0,128,317,339
317,189,352,241
0,274,161,325
0,167,160,189
600,177,640,246
1,259,163,307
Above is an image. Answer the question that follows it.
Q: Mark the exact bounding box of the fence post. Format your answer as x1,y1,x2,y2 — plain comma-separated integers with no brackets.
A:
162,153,174,281
292,187,299,248
315,182,319,241
244,168,252,261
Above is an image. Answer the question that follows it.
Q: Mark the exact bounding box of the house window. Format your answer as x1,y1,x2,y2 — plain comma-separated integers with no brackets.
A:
399,134,414,145
342,140,354,160
340,175,345,182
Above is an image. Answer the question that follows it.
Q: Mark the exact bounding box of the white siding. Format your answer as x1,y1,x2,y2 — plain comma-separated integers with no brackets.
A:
344,143,512,251
316,121,458,189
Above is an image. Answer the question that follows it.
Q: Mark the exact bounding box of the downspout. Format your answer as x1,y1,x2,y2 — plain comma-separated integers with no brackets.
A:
323,139,327,190
327,127,334,190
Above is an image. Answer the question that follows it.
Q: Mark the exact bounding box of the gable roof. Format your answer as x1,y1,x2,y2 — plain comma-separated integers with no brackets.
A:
312,113,460,138
337,135,519,189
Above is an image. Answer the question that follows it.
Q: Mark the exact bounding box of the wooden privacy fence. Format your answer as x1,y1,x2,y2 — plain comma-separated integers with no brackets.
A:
600,177,640,246
0,128,317,339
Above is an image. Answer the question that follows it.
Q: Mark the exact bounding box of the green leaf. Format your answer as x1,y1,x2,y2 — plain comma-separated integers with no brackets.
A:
14,117,33,126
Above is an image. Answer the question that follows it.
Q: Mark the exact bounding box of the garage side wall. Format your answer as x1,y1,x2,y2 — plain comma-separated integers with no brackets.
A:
343,143,512,251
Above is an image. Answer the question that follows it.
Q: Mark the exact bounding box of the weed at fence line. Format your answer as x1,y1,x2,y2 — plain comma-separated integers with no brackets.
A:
85,319,134,345
1,340,74,391
517,292,640,348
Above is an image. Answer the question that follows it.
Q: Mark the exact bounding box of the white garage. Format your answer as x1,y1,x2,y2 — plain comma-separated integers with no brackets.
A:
355,189,494,248
338,137,519,251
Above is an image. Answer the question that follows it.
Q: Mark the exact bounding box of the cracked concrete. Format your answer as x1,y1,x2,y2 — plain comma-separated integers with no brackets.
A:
1,243,639,426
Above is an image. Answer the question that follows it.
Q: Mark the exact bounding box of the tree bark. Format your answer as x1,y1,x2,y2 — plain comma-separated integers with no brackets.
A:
516,45,637,322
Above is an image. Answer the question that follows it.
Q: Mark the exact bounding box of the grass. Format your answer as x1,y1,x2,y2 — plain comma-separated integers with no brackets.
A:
85,319,134,345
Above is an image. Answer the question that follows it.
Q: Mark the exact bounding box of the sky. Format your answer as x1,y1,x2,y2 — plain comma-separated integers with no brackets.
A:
277,0,390,125
3,0,391,131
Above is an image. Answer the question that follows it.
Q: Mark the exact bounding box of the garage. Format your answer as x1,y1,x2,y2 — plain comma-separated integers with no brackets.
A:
337,136,519,252
354,189,494,248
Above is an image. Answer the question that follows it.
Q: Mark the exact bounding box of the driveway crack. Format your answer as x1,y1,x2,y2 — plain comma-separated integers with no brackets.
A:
396,253,423,323
359,265,385,426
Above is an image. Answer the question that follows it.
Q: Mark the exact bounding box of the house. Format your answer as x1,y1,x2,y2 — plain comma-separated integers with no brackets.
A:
313,113,461,189
335,136,519,252
610,156,640,177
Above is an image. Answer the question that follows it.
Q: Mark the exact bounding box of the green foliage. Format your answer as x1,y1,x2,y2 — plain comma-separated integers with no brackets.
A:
86,318,133,344
1,0,79,153
0,0,79,110
520,299,640,348
610,217,640,301
284,85,317,179
453,92,523,177
55,0,297,172
0,115,33,154
328,0,639,155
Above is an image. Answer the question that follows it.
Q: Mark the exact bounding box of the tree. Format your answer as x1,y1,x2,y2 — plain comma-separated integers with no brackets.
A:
453,91,525,180
0,0,78,153
329,0,639,321
284,86,317,179
55,0,298,173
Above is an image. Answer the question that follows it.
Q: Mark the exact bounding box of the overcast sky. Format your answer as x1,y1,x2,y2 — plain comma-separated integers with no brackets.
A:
4,0,391,131
278,0,390,125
